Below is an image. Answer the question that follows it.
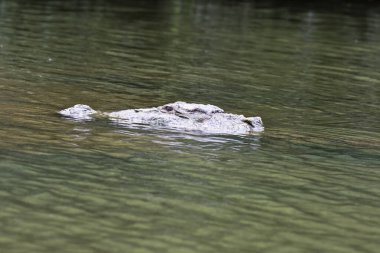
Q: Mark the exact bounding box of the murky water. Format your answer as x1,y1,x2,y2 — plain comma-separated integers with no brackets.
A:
0,0,379,252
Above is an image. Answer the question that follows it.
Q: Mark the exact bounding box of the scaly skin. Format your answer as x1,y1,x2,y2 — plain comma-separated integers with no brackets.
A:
59,101,264,134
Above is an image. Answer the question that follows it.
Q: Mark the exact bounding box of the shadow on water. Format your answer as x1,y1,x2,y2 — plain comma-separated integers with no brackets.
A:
58,114,263,154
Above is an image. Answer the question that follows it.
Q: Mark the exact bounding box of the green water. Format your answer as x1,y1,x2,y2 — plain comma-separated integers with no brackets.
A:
0,0,380,252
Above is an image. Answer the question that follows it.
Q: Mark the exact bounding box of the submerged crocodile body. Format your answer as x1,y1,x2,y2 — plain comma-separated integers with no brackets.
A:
59,101,264,134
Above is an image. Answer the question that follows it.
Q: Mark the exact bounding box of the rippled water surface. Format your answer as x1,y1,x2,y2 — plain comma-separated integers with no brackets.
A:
0,0,380,252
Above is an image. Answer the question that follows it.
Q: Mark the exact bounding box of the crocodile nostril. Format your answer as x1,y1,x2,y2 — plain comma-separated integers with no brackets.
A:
242,119,254,127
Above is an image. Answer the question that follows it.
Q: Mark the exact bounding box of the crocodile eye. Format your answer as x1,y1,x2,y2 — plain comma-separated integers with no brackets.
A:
164,106,173,112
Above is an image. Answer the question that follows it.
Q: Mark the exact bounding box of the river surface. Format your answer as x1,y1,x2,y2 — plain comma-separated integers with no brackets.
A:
0,0,379,252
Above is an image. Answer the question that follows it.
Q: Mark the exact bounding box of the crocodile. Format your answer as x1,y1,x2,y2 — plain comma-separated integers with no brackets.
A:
59,101,264,134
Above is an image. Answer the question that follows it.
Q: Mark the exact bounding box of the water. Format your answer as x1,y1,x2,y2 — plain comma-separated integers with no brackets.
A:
0,0,379,252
